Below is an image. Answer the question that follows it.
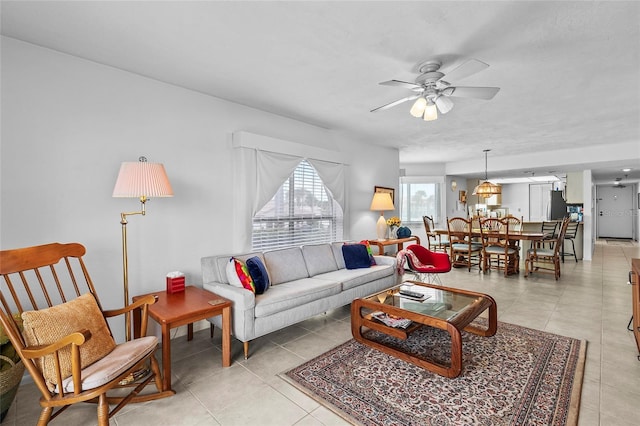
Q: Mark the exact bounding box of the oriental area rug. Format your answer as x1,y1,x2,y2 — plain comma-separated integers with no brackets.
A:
282,321,586,426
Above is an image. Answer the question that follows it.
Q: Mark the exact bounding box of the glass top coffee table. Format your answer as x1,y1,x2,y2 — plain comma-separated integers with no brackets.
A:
351,280,497,378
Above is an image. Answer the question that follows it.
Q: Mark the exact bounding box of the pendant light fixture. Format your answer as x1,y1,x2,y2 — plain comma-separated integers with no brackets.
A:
472,149,501,198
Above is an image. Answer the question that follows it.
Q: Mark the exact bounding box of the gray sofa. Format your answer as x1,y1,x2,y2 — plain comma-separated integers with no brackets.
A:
201,242,397,359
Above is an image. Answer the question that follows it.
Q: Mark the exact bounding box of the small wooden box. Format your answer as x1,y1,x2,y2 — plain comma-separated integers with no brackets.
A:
166,276,185,294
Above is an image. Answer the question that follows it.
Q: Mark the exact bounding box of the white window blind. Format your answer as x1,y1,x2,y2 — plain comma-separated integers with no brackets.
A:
252,160,343,250
399,181,441,224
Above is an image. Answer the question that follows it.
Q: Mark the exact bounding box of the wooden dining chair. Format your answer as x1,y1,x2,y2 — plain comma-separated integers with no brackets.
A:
504,215,523,232
422,215,449,253
447,217,482,272
0,242,173,426
480,217,519,277
525,218,570,280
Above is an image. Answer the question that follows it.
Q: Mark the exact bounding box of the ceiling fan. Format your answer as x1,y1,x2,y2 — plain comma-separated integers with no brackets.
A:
371,58,500,121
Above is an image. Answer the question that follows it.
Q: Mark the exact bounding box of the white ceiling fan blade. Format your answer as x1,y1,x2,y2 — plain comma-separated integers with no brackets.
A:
444,58,490,82
379,80,422,91
370,94,420,112
448,86,500,100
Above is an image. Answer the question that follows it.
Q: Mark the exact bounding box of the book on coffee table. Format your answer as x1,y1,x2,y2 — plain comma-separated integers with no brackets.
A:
371,311,412,329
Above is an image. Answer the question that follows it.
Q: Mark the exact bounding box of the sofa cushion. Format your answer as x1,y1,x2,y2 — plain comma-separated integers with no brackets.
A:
254,277,342,318
359,240,377,266
228,257,255,293
205,252,264,284
331,242,347,269
342,244,372,269
302,244,338,276
314,264,395,291
264,247,309,285
246,256,270,294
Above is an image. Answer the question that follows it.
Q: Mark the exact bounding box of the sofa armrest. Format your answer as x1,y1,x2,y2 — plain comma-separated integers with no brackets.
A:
373,255,396,267
203,282,255,309
203,281,257,343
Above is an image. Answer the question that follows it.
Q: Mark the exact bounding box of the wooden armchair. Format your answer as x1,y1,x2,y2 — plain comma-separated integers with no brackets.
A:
447,217,482,272
480,217,519,276
0,242,172,426
422,215,449,253
525,218,570,280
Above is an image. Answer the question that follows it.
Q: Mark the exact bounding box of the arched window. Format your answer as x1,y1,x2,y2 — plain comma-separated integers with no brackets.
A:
252,160,343,250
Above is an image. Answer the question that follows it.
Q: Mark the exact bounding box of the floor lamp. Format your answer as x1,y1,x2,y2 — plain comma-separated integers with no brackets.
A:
112,156,173,341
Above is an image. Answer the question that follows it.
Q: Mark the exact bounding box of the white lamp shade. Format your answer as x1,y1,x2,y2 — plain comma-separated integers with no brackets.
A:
435,95,454,114
409,97,427,118
370,192,394,211
423,103,438,121
113,161,174,198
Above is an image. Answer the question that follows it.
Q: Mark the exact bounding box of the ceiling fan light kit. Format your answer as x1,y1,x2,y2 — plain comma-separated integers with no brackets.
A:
371,58,500,122
473,149,502,198
423,100,438,121
409,97,427,117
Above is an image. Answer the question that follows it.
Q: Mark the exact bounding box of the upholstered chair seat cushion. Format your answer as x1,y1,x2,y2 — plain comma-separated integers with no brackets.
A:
56,336,158,394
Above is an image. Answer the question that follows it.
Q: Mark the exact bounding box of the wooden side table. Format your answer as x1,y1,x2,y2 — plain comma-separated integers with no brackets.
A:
132,286,232,393
367,236,421,255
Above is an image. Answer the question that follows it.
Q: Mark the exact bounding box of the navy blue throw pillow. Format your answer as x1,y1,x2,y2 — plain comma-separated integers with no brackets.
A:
342,244,372,270
246,256,270,294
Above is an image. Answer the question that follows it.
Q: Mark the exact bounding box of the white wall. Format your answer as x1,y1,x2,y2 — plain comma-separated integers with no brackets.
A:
0,37,398,341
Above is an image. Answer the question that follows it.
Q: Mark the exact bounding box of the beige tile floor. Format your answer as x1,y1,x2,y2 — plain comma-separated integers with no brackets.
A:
3,240,639,425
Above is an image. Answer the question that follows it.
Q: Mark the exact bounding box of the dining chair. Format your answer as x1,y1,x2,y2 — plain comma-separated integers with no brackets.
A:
422,215,449,253
0,242,172,426
525,218,570,280
540,221,558,249
447,217,482,272
402,244,452,285
561,221,580,263
504,215,523,232
480,217,519,277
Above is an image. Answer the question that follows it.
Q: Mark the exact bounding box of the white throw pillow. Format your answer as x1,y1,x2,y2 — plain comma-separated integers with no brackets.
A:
225,257,243,288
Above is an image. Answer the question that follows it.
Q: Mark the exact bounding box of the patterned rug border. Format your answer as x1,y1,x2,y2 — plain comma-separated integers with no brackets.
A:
280,321,587,426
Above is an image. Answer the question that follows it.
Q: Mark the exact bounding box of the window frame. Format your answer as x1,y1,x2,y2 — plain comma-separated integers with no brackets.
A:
398,177,443,227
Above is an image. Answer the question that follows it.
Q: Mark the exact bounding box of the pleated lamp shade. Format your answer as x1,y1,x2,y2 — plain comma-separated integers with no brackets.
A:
112,160,173,198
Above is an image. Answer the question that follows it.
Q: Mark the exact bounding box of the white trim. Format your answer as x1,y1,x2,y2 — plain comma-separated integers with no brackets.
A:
400,175,445,184
232,131,350,165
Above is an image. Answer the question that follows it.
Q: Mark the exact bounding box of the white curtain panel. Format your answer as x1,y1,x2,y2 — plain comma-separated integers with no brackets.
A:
254,150,303,214
307,158,346,211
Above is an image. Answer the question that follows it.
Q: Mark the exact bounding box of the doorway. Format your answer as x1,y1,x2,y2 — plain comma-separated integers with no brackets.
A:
596,185,634,239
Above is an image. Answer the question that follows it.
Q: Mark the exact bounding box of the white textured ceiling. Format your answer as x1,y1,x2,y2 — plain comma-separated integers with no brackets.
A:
2,1,639,183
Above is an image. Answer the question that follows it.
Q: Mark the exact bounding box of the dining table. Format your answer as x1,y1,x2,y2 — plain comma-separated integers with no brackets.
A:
434,229,549,275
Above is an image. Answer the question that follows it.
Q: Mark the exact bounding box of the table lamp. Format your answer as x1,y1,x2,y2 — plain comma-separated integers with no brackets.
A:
112,156,173,341
370,192,395,240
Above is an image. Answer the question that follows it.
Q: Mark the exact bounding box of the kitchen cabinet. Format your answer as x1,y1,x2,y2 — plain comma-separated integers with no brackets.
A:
566,172,583,204
485,193,502,206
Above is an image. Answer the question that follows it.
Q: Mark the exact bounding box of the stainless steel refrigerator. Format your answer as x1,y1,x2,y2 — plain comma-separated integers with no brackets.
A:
548,190,567,220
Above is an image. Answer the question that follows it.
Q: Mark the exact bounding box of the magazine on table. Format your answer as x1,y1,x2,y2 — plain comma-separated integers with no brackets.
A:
371,311,412,329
